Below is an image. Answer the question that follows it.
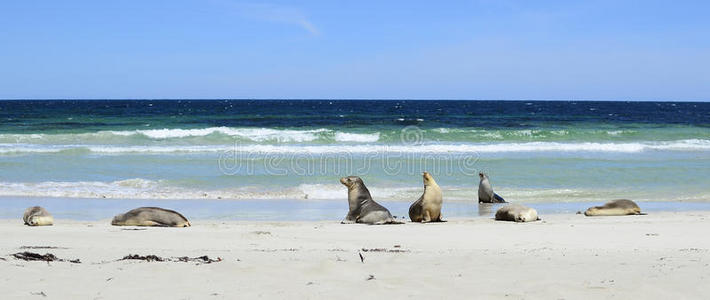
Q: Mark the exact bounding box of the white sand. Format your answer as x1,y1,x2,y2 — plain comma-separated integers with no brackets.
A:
1,212,710,299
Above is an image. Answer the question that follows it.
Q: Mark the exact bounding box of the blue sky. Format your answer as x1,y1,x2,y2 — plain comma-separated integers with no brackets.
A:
1,0,709,100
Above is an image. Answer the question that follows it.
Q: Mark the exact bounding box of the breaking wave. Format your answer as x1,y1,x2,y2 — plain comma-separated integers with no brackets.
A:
1,139,708,155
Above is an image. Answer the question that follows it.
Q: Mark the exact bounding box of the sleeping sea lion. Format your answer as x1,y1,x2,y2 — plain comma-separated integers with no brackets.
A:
23,206,54,226
584,199,642,216
495,204,539,222
409,172,444,222
339,176,400,225
111,207,191,227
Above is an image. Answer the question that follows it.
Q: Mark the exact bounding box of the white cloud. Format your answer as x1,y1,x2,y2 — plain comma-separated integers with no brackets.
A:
215,1,320,36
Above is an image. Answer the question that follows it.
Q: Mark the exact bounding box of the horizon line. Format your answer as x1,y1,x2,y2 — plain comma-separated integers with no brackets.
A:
0,98,708,103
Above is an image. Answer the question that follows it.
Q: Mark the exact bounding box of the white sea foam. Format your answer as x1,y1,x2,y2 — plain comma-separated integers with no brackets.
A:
549,130,568,136
0,127,386,144
333,132,380,142
0,179,422,201
1,140,709,155
0,179,162,199
1,180,698,202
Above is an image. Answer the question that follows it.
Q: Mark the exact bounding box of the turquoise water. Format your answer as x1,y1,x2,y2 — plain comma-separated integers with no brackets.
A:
0,100,708,219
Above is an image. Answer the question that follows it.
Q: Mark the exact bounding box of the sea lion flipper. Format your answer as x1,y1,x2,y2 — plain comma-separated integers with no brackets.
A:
422,210,432,223
138,220,162,227
494,193,506,203
408,195,424,222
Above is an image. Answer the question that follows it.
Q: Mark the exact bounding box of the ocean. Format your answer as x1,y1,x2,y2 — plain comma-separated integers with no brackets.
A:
0,100,708,220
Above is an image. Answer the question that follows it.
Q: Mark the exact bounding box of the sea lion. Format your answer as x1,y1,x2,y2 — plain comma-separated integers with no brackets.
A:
111,207,191,227
584,199,642,216
339,176,399,225
409,172,444,222
495,204,539,222
478,172,506,203
23,206,54,226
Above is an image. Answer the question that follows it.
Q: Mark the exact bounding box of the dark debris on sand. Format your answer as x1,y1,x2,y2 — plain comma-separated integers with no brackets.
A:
120,254,165,262
20,246,68,250
360,248,410,253
173,256,222,264
12,252,81,263
120,254,222,264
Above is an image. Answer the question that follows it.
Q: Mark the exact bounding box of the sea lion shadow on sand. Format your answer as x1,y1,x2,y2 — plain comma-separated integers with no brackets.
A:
339,176,403,225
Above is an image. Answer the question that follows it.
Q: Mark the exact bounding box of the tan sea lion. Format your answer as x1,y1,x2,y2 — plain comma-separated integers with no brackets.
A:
584,199,642,216
409,172,444,222
111,207,191,227
478,173,506,203
495,204,539,222
339,176,400,225
23,206,54,226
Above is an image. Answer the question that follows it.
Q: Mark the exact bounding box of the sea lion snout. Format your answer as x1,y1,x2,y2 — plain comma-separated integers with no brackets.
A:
339,177,352,188
340,176,362,188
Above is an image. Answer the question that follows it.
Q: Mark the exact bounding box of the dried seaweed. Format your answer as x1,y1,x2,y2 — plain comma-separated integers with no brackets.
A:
12,252,80,263
20,246,68,250
119,254,221,264
360,248,410,253
173,256,222,264
120,254,165,262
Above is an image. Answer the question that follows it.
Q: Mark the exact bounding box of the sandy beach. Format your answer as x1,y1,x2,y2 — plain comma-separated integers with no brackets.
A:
2,211,709,299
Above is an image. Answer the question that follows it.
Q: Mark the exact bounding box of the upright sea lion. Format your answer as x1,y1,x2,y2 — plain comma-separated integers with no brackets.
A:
409,172,443,222
584,199,642,216
495,204,539,222
23,206,54,226
339,176,399,225
478,172,506,203
111,207,191,227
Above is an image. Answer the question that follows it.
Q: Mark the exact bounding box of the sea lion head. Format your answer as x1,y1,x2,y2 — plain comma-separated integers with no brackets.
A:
26,215,53,226
339,176,363,189
515,208,538,222
111,213,126,225
583,206,602,216
26,216,40,226
422,172,436,185
479,172,487,180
